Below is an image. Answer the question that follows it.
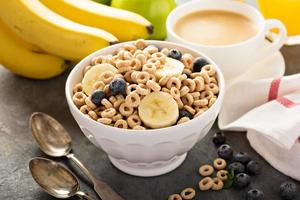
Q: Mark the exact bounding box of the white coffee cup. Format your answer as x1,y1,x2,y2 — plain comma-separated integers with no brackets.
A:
167,0,287,79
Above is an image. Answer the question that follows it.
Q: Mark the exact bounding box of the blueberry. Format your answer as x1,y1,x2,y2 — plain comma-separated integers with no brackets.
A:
91,90,106,106
234,152,251,164
179,109,193,120
193,58,210,72
247,189,264,200
217,144,233,160
109,78,127,95
168,49,182,60
247,160,261,175
212,132,226,146
228,162,245,174
234,173,251,188
279,182,297,200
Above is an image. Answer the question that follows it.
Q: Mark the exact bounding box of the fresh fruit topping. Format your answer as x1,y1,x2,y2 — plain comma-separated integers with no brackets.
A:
138,92,179,129
193,58,210,72
234,152,251,165
279,182,297,200
91,90,106,106
82,64,118,95
217,144,233,160
179,109,193,120
247,189,264,200
213,132,226,146
234,173,251,188
228,162,245,174
109,78,127,95
155,57,184,79
168,49,182,60
246,160,261,175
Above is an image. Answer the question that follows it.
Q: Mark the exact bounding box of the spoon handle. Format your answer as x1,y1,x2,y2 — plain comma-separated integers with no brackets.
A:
76,191,95,200
67,153,124,200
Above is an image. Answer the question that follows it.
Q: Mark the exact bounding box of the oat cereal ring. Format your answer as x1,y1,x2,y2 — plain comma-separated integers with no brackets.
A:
114,99,124,109
123,51,133,60
119,103,134,117
212,178,224,191
160,48,169,56
116,59,131,69
151,52,166,64
91,55,105,65
125,92,140,107
133,125,146,130
217,170,228,181
196,106,208,113
199,165,214,176
205,83,219,94
114,119,128,129
136,72,150,84
183,105,195,115
175,98,184,109
112,113,123,122
73,92,86,107
103,84,111,96
148,73,156,82
97,117,112,125
194,76,205,92
180,86,190,97
83,65,93,75
130,71,139,83
99,71,114,84
101,108,116,118
183,94,194,106
142,63,157,74
124,70,134,83
136,84,150,96
181,53,194,70
147,58,161,68
85,97,97,110
93,81,105,91
108,96,118,105
158,75,170,86
200,90,214,100
183,79,196,92
166,77,181,89
127,114,141,128
116,94,125,101
88,110,98,120
202,64,216,76
200,71,210,84
193,99,208,107
170,87,180,99
199,177,213,191
146,80,161,92
190,92,201,98
133,49,143,57
73,83,83,94
180,188,196,200
190,72,202,79
209,97,217,107
113,73,124,80
131,58,142,71
178,74,188,82
213,158,227,170
118,66,132,74
135,39,147,50
80,105,91,114
126,84,138,95
168,194,182,200
177,117,190,125
210,77,218,84
143,45,158,54
101,98,113,109
124,44,137,54
161,87,170,93
116,49,126,60
135,53,147,65
182,68,192,76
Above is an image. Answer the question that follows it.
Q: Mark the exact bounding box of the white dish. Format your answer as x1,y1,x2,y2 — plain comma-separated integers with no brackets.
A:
65,41,225,177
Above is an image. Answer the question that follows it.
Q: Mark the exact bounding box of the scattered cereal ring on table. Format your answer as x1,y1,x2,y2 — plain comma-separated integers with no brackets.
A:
199,165,214,176
199,177,214,191
180,188,196,200
213,158,227,170
168,194,182,200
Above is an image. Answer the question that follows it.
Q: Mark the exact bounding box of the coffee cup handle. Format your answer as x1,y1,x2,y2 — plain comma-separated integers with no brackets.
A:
259,19,287,59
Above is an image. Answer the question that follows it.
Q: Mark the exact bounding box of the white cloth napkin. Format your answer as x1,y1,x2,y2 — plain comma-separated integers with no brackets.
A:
218,74,300,181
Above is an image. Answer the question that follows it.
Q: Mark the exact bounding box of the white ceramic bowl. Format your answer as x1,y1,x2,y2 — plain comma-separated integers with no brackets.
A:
65,41,225,177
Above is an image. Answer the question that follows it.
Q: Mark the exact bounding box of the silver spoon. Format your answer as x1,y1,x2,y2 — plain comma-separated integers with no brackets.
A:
29,157,94,200
30,112,123,200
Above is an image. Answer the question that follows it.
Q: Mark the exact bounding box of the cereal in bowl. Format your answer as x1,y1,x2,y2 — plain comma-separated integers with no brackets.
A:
72,39,219,129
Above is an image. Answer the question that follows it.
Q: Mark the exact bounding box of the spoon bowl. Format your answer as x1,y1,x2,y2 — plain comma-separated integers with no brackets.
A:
30,112,72,157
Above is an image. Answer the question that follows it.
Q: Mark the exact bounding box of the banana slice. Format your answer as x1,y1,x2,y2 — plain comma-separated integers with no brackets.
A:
82,63,118,95
138,92,179,129
155,57,185,79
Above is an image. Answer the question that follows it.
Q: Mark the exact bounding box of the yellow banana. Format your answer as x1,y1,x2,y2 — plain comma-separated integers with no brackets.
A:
0,0,118,62
0,20,67,79
40,0,153,41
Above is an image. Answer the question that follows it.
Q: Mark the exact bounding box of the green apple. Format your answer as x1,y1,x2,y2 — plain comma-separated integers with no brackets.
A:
111,0,176,40
92,0,111,5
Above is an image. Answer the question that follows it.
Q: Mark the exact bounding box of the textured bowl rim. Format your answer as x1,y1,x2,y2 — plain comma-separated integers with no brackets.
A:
65,40,225,135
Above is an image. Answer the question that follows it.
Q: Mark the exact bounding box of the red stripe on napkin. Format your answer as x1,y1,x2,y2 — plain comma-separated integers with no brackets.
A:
268,78,281,101
276,97,300,108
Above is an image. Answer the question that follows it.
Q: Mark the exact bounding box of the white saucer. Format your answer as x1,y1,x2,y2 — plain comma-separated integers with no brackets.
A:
226,50,286,88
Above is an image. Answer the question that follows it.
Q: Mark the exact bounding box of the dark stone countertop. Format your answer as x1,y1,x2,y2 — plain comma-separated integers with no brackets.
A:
0,46,299,200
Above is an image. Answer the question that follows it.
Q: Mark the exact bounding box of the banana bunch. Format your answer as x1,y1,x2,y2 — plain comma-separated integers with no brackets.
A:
0,0,152,79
